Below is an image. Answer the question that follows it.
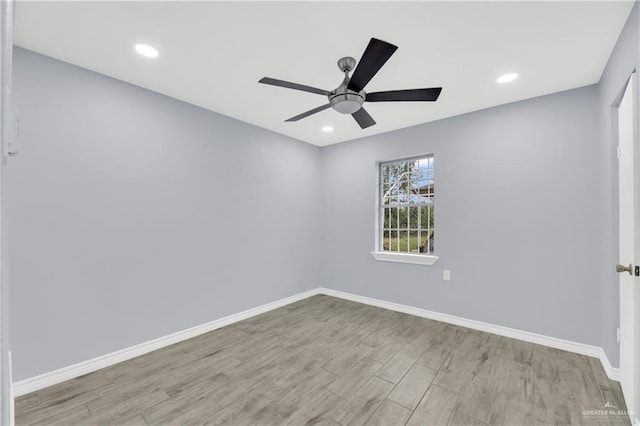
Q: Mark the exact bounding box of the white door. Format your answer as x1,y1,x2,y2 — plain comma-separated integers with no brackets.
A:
618,72,639,423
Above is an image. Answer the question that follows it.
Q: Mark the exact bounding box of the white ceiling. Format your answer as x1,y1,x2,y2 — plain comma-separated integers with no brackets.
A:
14,1,634,146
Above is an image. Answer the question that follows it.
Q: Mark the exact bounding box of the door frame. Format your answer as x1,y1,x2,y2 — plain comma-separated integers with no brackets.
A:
0,0,13,424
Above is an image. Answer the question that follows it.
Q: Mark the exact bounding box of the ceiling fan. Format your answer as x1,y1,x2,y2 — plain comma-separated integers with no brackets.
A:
259,37,442,129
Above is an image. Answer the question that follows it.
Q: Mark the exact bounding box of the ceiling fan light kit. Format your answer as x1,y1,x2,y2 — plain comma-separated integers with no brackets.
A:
259,37,442,130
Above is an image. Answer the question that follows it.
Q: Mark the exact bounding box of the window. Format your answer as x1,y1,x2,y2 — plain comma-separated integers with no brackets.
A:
373,155,438,265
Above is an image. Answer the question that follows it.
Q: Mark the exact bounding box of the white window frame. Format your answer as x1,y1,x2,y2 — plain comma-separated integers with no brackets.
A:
371,154,439,266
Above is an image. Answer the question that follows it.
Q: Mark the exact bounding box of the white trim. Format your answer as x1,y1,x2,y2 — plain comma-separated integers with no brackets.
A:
599,346,621,382
8,351,13,426
13,286,622,397
12,288,321,397
317,287,621,382
371,251,439,265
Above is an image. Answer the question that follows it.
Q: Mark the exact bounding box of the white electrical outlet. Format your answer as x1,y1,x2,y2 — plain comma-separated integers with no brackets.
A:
443,270,451,281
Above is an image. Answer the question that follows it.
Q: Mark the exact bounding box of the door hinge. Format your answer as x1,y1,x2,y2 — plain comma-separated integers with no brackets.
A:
617,146,621,159
617,327,621,344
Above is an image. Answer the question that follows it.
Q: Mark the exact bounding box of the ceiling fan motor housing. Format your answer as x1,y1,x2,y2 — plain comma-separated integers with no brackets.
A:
330,56,365,114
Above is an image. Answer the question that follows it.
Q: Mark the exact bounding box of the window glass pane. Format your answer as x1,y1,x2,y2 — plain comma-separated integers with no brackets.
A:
386,229,398,252
409,206,418,229
381,182,390,201
398,231,408,252
408,231,421,253
401,177,409,201
420,205,433,229
398,207,408,228
430,205,435,229
384,207,391,229
426,230,435,253
379,155,434,255
388,207,398,229
381,163,389,183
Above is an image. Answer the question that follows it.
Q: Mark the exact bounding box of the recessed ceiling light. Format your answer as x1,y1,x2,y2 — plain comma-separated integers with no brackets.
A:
322,126,334,132
134,43,159,58
497,73,518,84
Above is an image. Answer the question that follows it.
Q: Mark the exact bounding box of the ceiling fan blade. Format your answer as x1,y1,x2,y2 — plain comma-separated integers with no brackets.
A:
347,38,398,93
352,107,376,129
259,77,330,96
285,104,331,122
366,88,442,102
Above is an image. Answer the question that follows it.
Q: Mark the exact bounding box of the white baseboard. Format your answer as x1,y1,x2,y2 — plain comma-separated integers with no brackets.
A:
317,287,621,382
597,345,620,382
13,285,621,397
12,288,321,397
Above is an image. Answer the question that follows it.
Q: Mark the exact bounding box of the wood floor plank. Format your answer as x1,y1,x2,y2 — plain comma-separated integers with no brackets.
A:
407,384,458,426
332,376,395,426
271,347,329,390
449,330,494,361
492,336,535,367
559,352,604,406
588,356,628,413
452,359,496,423
375,344,424,384
21,404,91,426
140,368,259,424
257,412,287,426
86,389,169,423
414,323,461,371
14,393,39,414
485,360,546,425
272,367,338,419
415,341,454,371
365,399,412,426
282,389,344,426
30,375,119,408
307,417,343,426
368,338,406,364
387,363,437,410
322,343,373,376
207,381,282,426
87,413,149,426
448,410,488,426
432,352,486,393
327,357,383,398
532,345,580,425
16,393,92,426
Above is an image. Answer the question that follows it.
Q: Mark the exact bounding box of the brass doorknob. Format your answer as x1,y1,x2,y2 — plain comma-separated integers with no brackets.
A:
616,264,633,275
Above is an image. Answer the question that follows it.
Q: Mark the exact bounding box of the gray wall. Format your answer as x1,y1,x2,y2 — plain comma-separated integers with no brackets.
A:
597,1,638,370
8,48,321,381
321,85,603,349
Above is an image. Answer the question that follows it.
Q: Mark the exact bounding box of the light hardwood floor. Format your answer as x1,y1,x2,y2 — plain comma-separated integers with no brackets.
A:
16,295,629,425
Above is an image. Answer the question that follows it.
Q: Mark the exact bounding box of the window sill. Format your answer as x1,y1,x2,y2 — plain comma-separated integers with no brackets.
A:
371,251,439,266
